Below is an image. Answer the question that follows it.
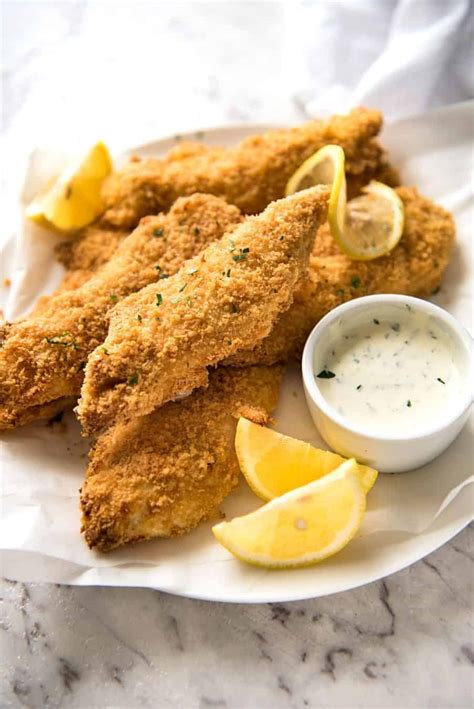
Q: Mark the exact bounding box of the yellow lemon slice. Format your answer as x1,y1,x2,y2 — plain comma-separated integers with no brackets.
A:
26,141,112,232
285,145,404,261
235,417,377,501
213,459,366,568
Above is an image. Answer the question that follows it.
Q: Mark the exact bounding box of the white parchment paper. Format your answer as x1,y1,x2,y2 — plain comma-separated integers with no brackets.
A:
1,102,473,602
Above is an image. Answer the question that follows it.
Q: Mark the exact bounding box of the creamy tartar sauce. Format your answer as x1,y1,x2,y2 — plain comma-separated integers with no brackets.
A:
315,306,463,436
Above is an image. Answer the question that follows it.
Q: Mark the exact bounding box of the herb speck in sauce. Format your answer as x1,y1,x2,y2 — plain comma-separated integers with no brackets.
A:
316,370,336,379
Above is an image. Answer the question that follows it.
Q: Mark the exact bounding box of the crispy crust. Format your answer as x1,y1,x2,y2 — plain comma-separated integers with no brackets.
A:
0,195,242,429
81,365,283,551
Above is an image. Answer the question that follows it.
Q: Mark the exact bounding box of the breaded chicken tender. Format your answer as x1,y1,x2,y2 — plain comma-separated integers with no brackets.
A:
81,365,283,551
77,187,329,435
226,187,456,366
101,108,396,229
0,195,242,429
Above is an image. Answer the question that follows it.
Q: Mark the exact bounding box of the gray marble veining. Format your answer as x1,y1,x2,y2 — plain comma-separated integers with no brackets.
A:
1,3,473,707
1,527,473,707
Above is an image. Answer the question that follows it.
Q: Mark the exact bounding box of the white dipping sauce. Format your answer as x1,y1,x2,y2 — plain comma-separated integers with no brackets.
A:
315,305,463,436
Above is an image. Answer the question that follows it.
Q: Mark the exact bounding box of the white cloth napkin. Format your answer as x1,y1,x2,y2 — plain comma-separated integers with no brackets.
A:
290,0,473,118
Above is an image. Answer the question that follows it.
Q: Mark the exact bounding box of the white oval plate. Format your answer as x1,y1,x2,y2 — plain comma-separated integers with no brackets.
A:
1,104,472,603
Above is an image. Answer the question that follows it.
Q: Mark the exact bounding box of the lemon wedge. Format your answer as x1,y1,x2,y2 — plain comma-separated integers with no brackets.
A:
25,141,112,232
285,144,404,261
235,417,377,501
213,459,366,568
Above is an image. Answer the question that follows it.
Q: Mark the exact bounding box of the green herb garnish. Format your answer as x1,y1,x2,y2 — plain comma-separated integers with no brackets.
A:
178,284,187,292
137,314,142,322
437,377,446,384
316,370,336,379
156,293,163,307
109,294,118,303
193,227,200,235
373,318,380,325
153,228,164,238
351,276,361,289
356,384,362,390
407,400,412,407
232,247,250,263
45,332,80,350
128,373,139,386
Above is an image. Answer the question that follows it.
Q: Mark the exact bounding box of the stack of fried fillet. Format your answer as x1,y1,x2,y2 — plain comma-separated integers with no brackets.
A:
0,108,455,552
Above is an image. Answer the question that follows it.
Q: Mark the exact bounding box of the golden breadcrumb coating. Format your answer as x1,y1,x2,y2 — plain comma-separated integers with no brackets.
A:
226,187,456,366
81,365,283,551
77,187,329,435
55,224,129,290
0,195,242,429
101,108,394,228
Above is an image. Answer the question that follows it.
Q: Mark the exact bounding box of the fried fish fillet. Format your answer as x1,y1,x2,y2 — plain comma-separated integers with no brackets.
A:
0,194,242,429
226,187,456,366
77,187,329,435
55,224,129,291
80,365,283,551
101,108,396,229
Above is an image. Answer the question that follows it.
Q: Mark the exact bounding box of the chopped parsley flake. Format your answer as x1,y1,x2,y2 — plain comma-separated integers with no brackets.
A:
373,318,380,325
45,332,80,350
356,384,362,390
109,294,118,303
178,283,187,292
316,370,336,379
279,235,285,241
226,269,231,277
232,247,250,263
407,400,412,407
102,347,109,355
351,276,361,289
153,228,164,237
128,373,139,386
156,293,163,307
437,377,446,384
193,227,200,235
137,314,142,322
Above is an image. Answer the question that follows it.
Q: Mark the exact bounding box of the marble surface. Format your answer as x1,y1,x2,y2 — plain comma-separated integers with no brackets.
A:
1,3,473,707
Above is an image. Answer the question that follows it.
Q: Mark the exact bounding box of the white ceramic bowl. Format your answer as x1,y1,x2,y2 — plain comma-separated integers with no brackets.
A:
302,295,473,473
